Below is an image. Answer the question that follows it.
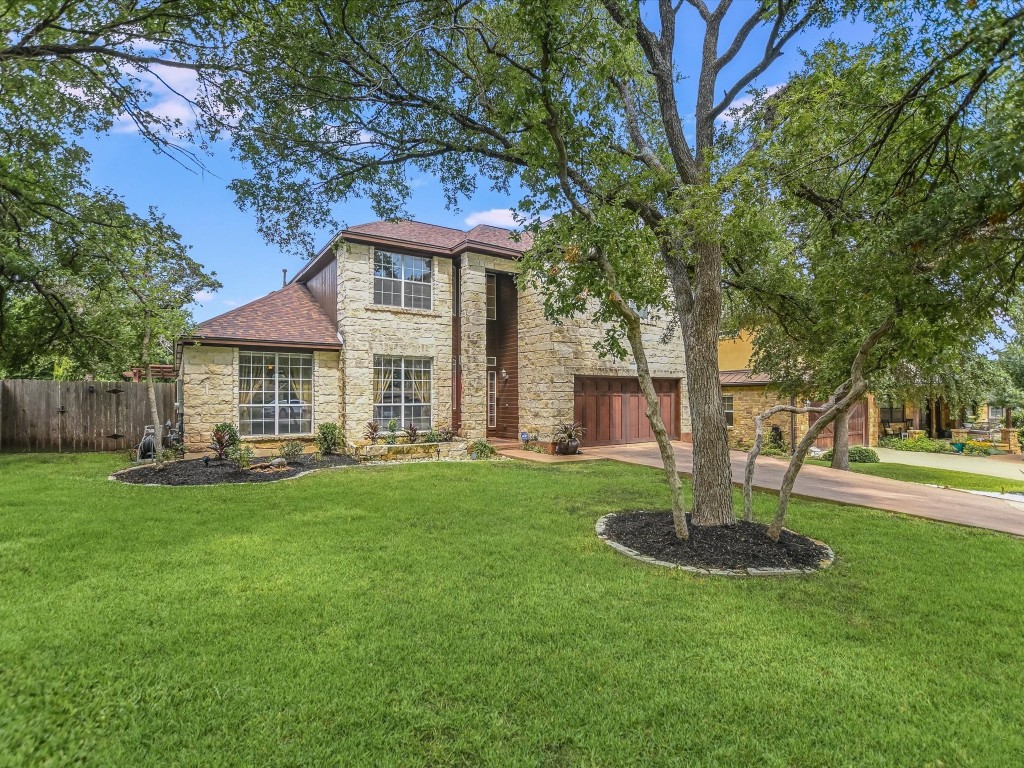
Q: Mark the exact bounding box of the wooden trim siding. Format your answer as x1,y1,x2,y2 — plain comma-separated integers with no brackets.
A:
486,272,519,439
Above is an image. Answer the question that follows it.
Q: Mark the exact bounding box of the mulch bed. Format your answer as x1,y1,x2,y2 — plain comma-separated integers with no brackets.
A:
113,454,357,486
601,511,830,571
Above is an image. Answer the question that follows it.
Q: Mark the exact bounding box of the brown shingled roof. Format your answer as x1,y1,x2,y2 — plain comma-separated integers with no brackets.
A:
190,282,340,347
720,369,774,386
341,219,532,256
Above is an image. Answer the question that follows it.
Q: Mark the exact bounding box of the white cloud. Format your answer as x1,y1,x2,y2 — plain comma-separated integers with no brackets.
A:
716,83,785,125
222,299,240,308
112,62,202,134
464,209,520,228
194,289,216,303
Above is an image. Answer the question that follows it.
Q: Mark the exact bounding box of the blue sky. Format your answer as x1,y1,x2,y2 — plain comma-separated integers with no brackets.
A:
84,10,872,323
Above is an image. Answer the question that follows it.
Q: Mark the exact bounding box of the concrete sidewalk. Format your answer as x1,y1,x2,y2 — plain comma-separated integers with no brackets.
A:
874,447,1024,481
584,442,1024,537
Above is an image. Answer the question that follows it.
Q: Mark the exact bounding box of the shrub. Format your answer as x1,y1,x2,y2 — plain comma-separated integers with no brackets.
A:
310,450,323,463
553,420,585,444
363,421,381,444
387,418,399,433
470,439,496,458
404,423,421,443
820,446,880,463
962,439,1001,456
879,435,954,454
424,429,441,443
278,440,305,463
316,423,340,454
154,448,178,470
227,442,255,470
383,430,397,445
209,422,239,460
435,424,456,442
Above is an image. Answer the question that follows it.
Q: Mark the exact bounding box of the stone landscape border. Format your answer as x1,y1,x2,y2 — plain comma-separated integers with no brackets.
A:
594,513,835,577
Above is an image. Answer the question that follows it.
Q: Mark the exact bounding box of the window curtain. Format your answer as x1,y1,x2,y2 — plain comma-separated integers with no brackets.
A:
374,362,394,406
411,364,431,404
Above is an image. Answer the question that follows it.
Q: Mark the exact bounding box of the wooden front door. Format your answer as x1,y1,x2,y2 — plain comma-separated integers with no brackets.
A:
573,377,680,446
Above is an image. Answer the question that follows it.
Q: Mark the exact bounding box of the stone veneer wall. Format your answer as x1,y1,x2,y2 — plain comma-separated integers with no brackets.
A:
181,345,343,452
337,241,454,445
181,344,238,452
516,272,691,444
722,385,809,450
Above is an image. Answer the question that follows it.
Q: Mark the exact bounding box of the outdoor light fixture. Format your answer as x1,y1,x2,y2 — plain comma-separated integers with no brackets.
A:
500,368,508,381
204,457,210,467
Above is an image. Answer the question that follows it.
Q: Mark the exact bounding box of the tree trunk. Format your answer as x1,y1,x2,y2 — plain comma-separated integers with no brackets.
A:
1006,406,1013,429
624,318,688,539
929,398,937,437
830,405,851,471
142,312,162,451
665,243,735,528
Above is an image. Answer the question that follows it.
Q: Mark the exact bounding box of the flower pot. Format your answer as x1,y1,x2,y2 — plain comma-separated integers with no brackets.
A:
556,439,580,456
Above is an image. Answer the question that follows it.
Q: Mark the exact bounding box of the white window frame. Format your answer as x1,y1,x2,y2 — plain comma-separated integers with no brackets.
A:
488,370,497,428
238,351,314,436
485,273,497,320
722,395,734,427
373,250,432,310
372,355,433,430
989,404,1005,422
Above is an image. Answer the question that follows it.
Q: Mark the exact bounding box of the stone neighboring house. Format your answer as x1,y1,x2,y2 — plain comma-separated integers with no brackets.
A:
718,332,881,450
178,220,690,453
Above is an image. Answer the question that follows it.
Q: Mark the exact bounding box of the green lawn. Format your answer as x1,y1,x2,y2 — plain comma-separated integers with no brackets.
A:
2,454,1022,767
808,458,1024,494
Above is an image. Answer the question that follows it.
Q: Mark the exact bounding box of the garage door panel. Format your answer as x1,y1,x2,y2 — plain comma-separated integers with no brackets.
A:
575,376,680,446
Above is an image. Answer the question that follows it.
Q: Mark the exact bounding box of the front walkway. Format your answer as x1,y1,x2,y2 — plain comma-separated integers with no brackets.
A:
874,446,1024,481
584,442,1024,537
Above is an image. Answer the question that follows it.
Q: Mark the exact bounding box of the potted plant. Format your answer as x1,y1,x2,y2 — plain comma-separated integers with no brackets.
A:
553,420,585,455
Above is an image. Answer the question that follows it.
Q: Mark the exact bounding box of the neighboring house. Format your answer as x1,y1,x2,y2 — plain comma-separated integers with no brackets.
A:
177,220,690,452
717,332,880,449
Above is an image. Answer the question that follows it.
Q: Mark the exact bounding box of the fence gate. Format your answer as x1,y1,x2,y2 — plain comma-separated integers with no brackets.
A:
807,399,869,450
0,380,176,453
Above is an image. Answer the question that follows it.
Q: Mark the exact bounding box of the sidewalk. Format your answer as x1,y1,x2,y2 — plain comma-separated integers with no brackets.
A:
874,447,1024,482
583,442,1024,537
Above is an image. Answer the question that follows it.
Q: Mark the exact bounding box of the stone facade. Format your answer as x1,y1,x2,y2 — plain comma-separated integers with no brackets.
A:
180,344,238,452
337,241,454,445
722,385,809,451
181,345,343,452
182,232,690,451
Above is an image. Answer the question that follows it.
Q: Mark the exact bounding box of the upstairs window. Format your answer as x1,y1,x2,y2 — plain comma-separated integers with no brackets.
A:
486,273,497,320
374,250,432,310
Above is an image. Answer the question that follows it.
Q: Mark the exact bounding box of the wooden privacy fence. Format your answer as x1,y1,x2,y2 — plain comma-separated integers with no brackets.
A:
0,380,176,453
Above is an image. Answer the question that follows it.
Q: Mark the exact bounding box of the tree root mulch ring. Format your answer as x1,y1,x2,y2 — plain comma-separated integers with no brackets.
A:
112,454,357,486
598,511,833,575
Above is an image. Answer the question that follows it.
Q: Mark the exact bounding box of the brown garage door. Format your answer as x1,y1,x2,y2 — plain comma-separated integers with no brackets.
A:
574,377,680,446
807,399,868,449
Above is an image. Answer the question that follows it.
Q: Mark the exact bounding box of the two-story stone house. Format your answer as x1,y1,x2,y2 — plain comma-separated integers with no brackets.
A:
178,220,690,452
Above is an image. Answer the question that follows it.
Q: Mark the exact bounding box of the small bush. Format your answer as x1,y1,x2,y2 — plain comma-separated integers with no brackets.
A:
363,421,381,444
404,423,421,443
387,418,399,434
879,435,953,454
435,424,456,442
383,431,398,445
820,446,880,463
154,448,178,470
470,439,495,459
310,450,323,463
316,423,340,454
227,442,255,470
424,429,441,443
278,440,305,463
210,422,239,460
962,439,1001,456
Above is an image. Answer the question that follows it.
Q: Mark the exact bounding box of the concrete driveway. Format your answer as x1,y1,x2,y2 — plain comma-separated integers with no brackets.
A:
585,442,1024,537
